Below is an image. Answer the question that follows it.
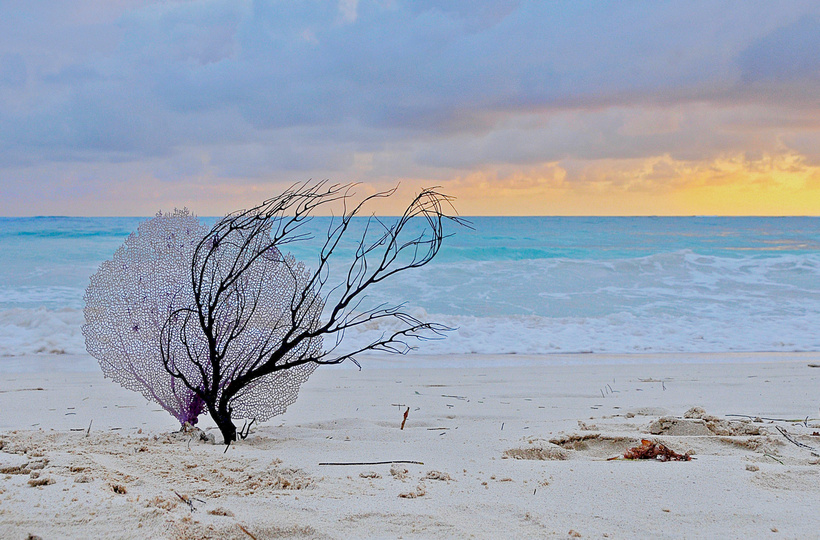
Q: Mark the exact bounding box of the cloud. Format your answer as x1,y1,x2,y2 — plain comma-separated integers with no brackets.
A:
0,53,26,88
738,16,820,84
2,1,820,214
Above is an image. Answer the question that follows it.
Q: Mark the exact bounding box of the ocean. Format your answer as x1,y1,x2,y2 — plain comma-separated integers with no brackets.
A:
1,216,819,363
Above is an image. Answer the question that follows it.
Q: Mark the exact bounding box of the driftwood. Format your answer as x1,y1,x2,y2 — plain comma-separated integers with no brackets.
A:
319,460,423,466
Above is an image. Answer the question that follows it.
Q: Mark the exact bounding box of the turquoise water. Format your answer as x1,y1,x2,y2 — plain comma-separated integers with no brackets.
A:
1,216,819,357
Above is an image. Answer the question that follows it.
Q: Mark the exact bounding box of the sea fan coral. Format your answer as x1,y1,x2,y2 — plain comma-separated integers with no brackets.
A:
83,208,325,431
83,209,208,425
84,182,462,445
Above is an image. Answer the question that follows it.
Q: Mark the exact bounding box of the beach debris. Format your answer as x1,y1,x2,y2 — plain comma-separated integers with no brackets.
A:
398,484,426,498
425,470,453,481
112,484,127,494
27,477,54,487
146,495,179,511
208,507,235,517
0,463,30,475
359,471,382,479
614,439,691,462
578,420,598,431
0,387,44,393
174,489,205,511
0,458,47,476
390,465,409,480
401,407,410,430
725,413,815,423
238,525,258,540
775,426,820,457
319,460,424,466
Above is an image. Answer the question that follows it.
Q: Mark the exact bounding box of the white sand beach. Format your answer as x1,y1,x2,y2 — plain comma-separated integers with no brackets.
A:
2,353,820,539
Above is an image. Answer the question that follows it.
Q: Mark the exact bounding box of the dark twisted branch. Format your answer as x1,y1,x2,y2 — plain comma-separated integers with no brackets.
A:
160,182,467,445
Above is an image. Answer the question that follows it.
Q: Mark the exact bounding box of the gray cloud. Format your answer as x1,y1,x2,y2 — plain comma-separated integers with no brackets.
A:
0,53,26,88
738,16,820,84
2,0,820,205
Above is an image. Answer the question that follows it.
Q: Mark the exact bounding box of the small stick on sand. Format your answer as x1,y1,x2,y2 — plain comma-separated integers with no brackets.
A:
86,420,92,437
319,460,423,466
727,414,817,422
174,490,206,512
776,426,820,457
401,407,409,430
238,524,258,539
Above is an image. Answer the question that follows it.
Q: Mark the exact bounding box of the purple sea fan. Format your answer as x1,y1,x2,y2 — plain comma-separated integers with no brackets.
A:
159,222,325,434
82,209,208,425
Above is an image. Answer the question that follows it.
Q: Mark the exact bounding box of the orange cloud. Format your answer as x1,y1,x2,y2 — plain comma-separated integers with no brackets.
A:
382,152,820,216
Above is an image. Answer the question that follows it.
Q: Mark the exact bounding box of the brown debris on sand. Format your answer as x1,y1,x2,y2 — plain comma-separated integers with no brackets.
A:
617,439,692,462
207,507,235,517
398,484,426,498
425,470,453,481
27,477,55,487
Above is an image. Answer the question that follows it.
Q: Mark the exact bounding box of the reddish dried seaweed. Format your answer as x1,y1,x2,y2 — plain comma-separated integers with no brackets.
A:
621,439,691,461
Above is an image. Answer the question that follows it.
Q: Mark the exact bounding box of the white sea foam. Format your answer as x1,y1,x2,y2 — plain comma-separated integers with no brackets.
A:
2,217,819,364
0,307,86,356
337,308,820,357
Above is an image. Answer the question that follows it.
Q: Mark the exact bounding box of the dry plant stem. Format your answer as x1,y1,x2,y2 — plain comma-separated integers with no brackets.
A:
319,460,424,466
764,453,785,464
400,407,409,430
238,525,258,540
727,414,816,423
776,426,820,457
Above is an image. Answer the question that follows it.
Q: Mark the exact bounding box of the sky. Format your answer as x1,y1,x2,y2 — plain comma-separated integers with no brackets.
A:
2,1,820,216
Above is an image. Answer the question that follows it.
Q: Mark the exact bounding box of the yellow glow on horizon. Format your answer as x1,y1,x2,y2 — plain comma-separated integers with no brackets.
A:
410,153,820,216
53,152,820,217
